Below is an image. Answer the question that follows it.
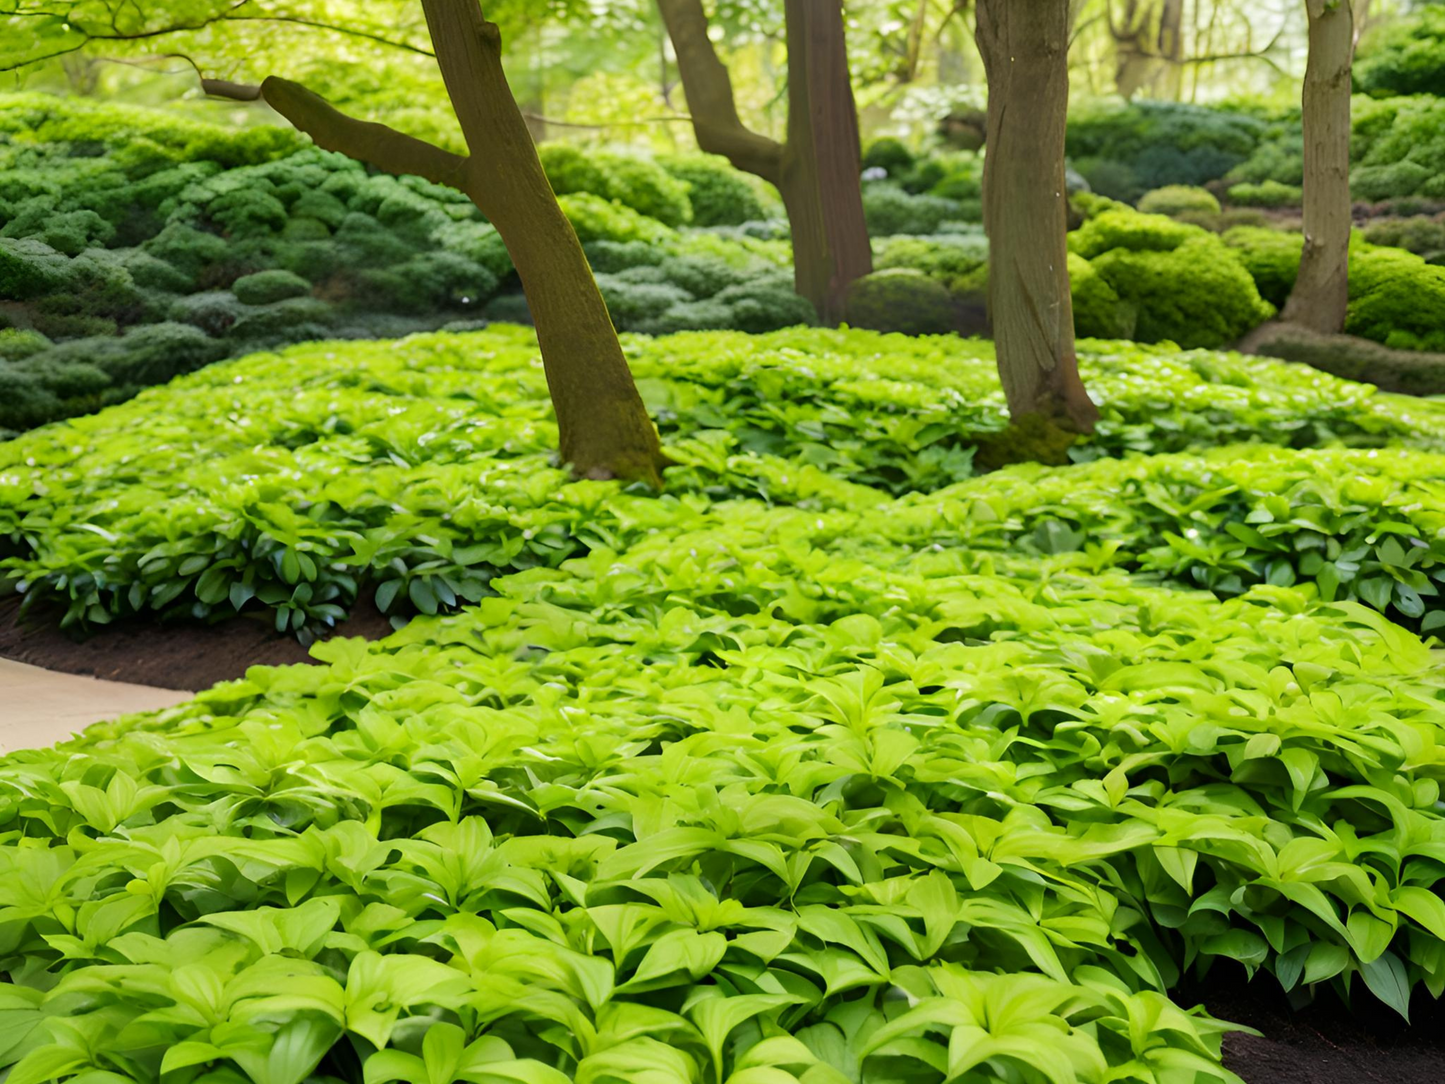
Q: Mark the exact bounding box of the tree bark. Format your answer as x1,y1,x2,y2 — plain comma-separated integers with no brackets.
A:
1281,0,1354,335
206,5,666,484
976,0,1098,432
780,0,873,324
657,0,871,324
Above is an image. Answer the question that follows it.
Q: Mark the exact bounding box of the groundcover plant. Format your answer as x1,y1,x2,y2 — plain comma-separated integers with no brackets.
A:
4,327,1441,638
6,325,1445,1082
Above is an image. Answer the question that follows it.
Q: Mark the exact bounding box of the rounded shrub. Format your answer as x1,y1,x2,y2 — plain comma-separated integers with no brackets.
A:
1227,180,1303,208
232,269,312,305
1221,226,1303,308
1069,254,1135,340
1138,185,1222,217
862,137,916,177
1347,245,1445,352
1071,209,1274,347
863,183,965,236
658,154,769,227
846,269,955,336
713,278,819,333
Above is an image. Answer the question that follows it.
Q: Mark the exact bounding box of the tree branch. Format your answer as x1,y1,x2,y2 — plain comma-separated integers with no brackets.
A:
203,76,470,191
655,0,783,184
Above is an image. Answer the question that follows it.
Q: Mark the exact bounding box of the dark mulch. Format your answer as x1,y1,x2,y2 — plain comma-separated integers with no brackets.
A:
0,594,393,692
1183,965,1445,1084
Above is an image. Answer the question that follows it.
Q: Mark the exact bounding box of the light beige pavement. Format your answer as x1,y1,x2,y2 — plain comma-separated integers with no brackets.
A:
0,658,190,752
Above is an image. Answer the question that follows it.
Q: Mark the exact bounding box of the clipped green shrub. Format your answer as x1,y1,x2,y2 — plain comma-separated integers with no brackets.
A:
540,144,693,227
1138,185,1222,216
845,268,955,335
1070,210,1274,347
873,232,990,292
1221,225,1305,307
231,268,311,305
1069,253,1135,339
863,182,970,235
1227,180,1304,208
862,135,916,176
1347,244,1445,352
1363,215,1445,262
657,153,770,226
1355,6,1445,98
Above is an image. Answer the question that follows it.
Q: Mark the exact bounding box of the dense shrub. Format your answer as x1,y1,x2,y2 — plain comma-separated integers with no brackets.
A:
1221,225,1304,307
231,268,311,305
1355,6,1445,98
1138,185,1221,216
845,268,955,335
873,232,989,292
1348,245,1445,352
862,181,971,235
540,144,693,227
1069,253,1135,339
1070,210,1274,347
1363,214,1445,262
1227,180,1303,208
657,153,771,226
0,95,809,433
1067,100,1275,202
861,135,916,176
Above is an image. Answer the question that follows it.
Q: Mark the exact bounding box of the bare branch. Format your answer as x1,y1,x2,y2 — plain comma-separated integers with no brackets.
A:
655,0,783,184
205,75,469,191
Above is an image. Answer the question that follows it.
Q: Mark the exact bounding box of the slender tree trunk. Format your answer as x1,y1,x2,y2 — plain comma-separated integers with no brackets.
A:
657,0,871,324
976,0,1098,432
422,2,665,482
780,0,872,324
205,3,665,483
1281,0,1354,335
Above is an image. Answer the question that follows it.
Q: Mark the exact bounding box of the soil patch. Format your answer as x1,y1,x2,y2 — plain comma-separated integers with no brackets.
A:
0,594,394,692
1183,965,1445,1083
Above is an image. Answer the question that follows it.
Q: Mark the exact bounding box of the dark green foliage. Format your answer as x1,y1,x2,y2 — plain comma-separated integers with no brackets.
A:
658,153,770,226
862,136,916,176
862,182,969,236
231,268,311,305
1070,210,1274,347
710,277,819,333
1067,100,1275,202
1363,215,1445,263
846,269,955,335
1355,6,1445,98
1249,324,1445,396
593,275,694,330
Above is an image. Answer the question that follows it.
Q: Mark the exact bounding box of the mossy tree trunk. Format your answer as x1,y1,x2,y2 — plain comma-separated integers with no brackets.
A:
657,0,871,324
1282,0,1354,335
975,0,1098,433
206,1,665,485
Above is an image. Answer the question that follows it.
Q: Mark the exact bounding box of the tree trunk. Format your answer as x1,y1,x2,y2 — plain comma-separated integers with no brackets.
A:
1281,0,1354,336
976,0,1098,432
1156,0,1186,99
657,0,871,324
779,0,872,324
421,2,665,483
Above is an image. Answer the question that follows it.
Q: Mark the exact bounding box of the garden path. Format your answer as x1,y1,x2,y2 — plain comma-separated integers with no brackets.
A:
0,658,188,751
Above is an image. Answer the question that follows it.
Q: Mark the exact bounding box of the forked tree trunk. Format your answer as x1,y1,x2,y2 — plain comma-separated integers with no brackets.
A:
219,2,666,484
976,0,1098,432
1282,0,1354,335
657,0,871,324
780,0,873,323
